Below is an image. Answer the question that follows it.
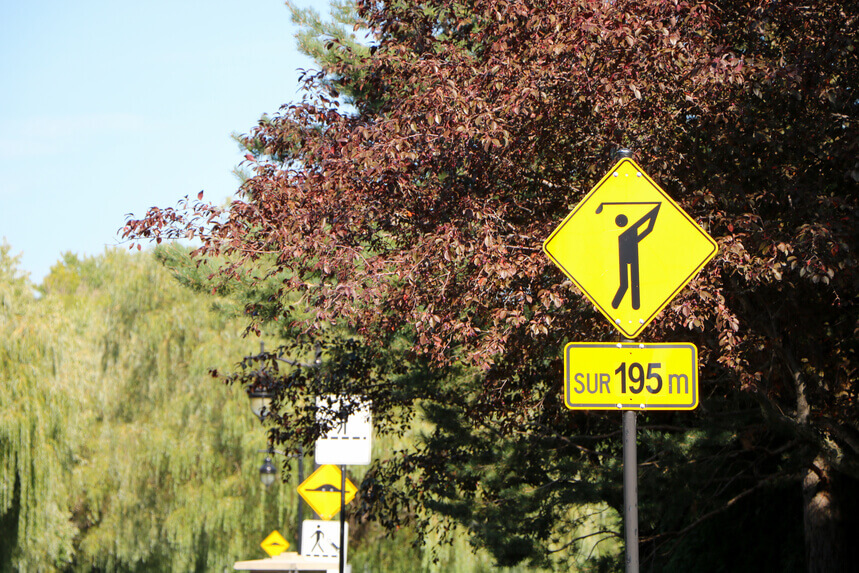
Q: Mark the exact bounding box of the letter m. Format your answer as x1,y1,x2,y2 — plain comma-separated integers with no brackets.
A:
668,374,689,394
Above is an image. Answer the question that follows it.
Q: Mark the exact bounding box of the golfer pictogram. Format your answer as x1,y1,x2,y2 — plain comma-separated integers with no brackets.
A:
595,201,661,310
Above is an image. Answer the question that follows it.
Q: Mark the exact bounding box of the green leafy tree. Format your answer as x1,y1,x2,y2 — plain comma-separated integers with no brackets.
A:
0,245,79,570
124,0,858,570
3,244,533,572
0,247,300,572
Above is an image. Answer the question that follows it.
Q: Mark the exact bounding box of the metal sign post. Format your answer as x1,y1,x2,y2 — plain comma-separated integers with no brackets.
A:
623,410,639,572
339,466,346,573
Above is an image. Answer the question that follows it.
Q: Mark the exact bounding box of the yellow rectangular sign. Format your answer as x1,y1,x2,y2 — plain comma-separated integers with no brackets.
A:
564,342,698,410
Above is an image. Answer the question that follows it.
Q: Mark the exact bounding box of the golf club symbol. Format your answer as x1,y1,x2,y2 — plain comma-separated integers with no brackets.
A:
594,201,662,310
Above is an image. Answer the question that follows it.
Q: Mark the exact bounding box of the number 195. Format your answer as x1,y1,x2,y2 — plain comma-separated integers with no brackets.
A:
616,362,662,394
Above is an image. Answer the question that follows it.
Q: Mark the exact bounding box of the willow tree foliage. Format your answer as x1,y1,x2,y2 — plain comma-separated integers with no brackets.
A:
1,246,532,573
0,245,78,570
124,0,857,570
0,247,296,572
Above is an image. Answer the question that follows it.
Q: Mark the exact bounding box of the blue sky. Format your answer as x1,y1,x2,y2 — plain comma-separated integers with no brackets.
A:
0,0,321,284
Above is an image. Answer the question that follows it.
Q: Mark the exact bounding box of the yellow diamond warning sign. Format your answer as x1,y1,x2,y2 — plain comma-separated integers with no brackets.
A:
297,464,356,521
544,158,718,338
260,530,289,557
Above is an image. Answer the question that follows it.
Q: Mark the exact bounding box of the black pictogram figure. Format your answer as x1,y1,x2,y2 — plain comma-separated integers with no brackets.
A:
595,202,661,310
310,525,327,553
335,416,348,435
309,525,339,555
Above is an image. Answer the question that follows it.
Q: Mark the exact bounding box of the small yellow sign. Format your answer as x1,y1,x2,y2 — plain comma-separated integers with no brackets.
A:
297,464,357,520
260,530,289,557
544,158,718,338
564,342,698,410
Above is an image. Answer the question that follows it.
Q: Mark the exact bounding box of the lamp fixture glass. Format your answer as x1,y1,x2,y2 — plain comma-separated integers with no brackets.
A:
259,456,277,487
248,389,274,422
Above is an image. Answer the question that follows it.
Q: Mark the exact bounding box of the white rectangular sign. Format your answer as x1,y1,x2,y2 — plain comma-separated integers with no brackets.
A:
315,396,372,465
301,519,347,562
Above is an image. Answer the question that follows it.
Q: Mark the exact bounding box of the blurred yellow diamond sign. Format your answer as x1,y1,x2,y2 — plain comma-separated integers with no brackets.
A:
543,158,718,338
260,530,289,557
297,464,356,520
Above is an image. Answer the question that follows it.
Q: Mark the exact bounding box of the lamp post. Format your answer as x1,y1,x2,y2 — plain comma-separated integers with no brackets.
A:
252,443,307,554
243,341,324,556
245,343,306,554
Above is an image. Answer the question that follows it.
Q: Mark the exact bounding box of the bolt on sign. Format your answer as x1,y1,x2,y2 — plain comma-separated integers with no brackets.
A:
297,464,357,520
543,158,718,338
564,342,698,410
260,530,290,557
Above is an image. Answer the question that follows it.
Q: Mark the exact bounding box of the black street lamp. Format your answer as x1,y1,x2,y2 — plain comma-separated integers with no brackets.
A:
259,456,277,487
246,341,275,422
247,388,274,422
255,446,306,553
244,342,306,553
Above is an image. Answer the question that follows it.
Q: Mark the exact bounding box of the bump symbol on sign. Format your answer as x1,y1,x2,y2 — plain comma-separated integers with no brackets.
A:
260,530,290,557
297,465,356,520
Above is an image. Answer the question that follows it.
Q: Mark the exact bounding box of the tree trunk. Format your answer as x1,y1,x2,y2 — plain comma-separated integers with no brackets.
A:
803,455,842,573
